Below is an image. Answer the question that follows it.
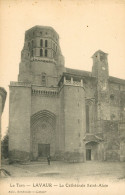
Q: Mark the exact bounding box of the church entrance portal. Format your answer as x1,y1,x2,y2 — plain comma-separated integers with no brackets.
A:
85,141,99,161
86,149,91,160
31,110,56,160
38,144,50,157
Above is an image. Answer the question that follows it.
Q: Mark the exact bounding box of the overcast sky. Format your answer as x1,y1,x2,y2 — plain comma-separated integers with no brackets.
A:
0,0,125,137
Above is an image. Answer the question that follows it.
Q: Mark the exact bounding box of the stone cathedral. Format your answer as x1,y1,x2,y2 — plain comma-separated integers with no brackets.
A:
9,26,125,162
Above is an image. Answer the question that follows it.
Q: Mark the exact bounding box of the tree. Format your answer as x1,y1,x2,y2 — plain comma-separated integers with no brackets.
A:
1,130,9,159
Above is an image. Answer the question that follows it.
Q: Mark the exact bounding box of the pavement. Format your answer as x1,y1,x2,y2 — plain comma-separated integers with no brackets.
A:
1,161,125,182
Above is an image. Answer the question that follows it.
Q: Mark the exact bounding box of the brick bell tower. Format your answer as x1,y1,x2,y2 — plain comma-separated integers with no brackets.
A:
18,26,65,86
9,26,65,162
92,50,110,132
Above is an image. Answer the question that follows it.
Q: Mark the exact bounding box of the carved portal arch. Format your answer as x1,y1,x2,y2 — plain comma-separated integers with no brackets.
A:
31,110,56,159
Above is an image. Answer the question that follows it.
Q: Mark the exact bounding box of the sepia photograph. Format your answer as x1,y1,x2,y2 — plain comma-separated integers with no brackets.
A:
0,0,125,194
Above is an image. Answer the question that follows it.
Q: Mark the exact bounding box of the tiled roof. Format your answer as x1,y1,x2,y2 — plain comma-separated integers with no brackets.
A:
109,76,125,85
65,68,125,85
65,68,92,77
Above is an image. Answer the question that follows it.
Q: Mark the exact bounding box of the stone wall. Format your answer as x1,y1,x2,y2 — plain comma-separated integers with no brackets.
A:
9,85,31,161
102,120,120,161
60,83,86,162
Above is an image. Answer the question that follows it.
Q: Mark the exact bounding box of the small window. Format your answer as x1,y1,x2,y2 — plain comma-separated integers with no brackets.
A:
111,114,115,120
40,49,43,57
110,94,114,100
45,40,48,47
53,43,55,50
45,49,48,57
40,39,43,47
53,51,55,58
28,42,30,49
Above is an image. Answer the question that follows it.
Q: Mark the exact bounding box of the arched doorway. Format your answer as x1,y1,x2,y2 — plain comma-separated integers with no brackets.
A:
85,141,99,161
31,110,56,160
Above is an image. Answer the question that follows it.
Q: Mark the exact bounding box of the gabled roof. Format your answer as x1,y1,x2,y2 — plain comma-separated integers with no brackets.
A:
83,134,103,143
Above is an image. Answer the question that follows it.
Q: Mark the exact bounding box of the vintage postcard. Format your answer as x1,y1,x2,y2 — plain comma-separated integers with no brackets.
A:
0,0,125,194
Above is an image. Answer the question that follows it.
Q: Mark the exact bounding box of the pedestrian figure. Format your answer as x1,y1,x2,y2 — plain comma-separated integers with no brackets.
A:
47,155,51,165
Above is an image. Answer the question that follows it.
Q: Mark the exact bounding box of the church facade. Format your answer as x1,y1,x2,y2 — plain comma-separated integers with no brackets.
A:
9,26,125,162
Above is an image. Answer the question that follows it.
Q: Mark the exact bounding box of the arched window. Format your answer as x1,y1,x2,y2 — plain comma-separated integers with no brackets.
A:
45,40,48,47
53,43,55,50
40,39,43,47
32,40,34,48
45,49,48,57
31,50,34,57
40,49,43,57
86,105,89,133
53,51,55,58
42,73,46,86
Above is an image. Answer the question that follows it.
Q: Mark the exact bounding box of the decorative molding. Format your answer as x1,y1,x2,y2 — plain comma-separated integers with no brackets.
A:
30,57,57,65
85,98,95,105
10,81,31,87
31,110,56,128
32,89,58,97
64,79,83,87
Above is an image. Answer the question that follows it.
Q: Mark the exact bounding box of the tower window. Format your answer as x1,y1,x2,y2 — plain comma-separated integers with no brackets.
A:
32,40,34,48
45,49,48,57
86,105,89,133
40,49,43,57
40,39,43,47
100,54,104,61
45,40,48,47
28,42,30,49
42,73,46,86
